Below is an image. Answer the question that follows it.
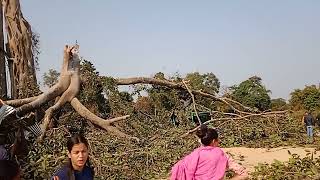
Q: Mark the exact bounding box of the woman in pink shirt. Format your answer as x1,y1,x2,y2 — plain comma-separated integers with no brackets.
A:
170,125,248,180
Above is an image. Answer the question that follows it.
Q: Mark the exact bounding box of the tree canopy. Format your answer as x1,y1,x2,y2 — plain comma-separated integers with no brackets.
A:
289,85,320,111
230,76,271,111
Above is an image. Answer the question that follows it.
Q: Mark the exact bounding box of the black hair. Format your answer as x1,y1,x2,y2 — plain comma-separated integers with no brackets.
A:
196,124,218,146
66,134,94,178
67,134,89,153
0,134,6,145
0,160,20,180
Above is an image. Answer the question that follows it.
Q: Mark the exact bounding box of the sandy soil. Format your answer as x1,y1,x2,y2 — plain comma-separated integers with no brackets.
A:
160,147,318,179
223,147,319,172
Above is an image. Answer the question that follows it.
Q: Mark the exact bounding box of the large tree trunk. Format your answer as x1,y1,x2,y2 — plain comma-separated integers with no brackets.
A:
0,2,7,99
2,0,38,98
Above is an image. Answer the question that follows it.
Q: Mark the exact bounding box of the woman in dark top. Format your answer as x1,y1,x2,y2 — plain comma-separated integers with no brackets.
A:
52,134,94,180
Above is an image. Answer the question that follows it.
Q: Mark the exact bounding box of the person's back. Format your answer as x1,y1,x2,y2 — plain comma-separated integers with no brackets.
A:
172,146,228,179
304,114,315,126
170,125,247,180
303,112,315,143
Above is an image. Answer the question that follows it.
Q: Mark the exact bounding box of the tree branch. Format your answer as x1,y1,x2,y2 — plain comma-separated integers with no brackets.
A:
108,115,130,124
70,98,136,140
183,110,288,136
115,77,257,115
182,80,201,125
4,96,39,107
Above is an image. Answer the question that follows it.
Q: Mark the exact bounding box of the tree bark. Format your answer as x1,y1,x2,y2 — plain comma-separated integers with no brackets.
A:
0,2,7,98
2,0,38,98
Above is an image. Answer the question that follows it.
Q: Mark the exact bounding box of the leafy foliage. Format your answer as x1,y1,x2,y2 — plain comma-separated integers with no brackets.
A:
230,76,271,111
134,96,154,114
289,85,320,111
31,31,41,71
21,114,198,179
79,60,111,116
27,61,320,179
252,153,320,179
147,72,181,112
185,72,220,94
271,98,288,111
184,72,220,109
42,69,60,88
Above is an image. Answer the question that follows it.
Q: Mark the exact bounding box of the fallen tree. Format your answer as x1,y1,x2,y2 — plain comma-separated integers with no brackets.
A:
3,49,290,143
4,45,132,141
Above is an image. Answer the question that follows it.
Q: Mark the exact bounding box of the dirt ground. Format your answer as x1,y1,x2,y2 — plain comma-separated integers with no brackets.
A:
223,146,319,172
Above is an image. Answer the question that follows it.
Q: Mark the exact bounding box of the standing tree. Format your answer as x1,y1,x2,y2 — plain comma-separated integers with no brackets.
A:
289,85,320,111
185,72,220,95
43,69,60,88
271,98,288,111
230,76,271,111
2,0,39,98
0,2,7,99
184,72,220,109
148,72,180,112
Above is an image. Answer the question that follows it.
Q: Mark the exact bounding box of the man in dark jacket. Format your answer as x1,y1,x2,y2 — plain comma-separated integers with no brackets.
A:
302,112,315,143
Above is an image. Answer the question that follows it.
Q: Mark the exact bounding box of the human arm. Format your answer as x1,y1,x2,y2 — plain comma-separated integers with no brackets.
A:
225,153,248,180
302,116,305,124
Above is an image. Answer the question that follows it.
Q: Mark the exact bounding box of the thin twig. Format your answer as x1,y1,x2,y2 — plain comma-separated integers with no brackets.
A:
182,79,201,125
183,110,288,136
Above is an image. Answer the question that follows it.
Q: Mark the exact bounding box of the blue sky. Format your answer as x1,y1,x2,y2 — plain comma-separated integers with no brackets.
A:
20,0,320,99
